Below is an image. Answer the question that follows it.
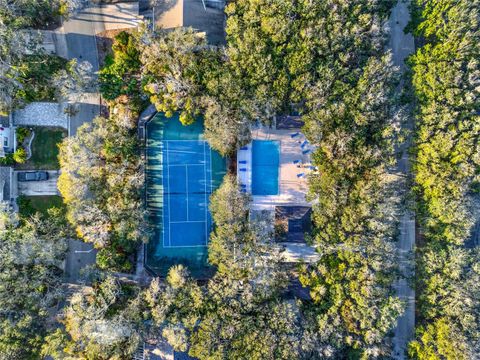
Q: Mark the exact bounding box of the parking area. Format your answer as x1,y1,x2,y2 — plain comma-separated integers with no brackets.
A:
15,170,60,196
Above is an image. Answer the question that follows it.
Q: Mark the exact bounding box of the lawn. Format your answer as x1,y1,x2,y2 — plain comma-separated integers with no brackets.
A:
17,195,65,218
21,127,66,170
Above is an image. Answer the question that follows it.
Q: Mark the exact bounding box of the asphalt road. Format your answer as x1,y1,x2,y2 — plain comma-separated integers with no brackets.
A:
61,4,141,135
62,6,103,135
64,239,97,283
388,1,416,359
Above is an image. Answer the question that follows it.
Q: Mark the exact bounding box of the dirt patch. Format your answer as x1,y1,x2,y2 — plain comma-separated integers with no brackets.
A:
96,28,135,68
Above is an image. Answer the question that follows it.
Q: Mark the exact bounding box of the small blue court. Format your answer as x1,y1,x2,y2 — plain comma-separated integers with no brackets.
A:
162,140,212,248
145,113,226,277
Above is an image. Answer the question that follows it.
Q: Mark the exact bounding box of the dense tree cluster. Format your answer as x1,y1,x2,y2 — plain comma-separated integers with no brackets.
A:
41,276,147,359
0,0,68,29
140,28,258,155
42,178,304,360
99,31,142,108
138,0,405,357
407,1,480,358
58,115,150,272
0,209,67,359
219,0,405,357
0,1,75,113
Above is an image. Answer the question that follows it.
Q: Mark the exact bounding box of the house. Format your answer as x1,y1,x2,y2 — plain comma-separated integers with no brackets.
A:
0,115,15,158
275,206,319,263
0,166,13,209
153,0,226,44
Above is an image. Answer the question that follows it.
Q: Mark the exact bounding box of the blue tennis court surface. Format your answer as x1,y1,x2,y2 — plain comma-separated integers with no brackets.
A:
145,113,226,277
163,140,212,247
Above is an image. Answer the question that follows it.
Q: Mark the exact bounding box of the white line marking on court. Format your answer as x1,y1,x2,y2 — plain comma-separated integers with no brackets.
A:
185,164,189,221
163,245,208,248
170,221,206,223
166,141,172,248
203,142,208,245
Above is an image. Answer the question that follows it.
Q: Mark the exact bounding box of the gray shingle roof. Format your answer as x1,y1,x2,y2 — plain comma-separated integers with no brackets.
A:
0,167,11,202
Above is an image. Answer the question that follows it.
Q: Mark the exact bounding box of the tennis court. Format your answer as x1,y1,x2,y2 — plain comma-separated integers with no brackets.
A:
145,113,226,277
162,140,212,248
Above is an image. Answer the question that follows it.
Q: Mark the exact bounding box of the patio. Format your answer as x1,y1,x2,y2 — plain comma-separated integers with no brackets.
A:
246,125,315,209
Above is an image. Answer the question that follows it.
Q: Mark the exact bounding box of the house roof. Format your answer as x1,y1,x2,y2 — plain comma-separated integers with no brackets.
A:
0,167,12,202
155,0,225,44
12,102,68,128
275,206,312,243
276,115,304,130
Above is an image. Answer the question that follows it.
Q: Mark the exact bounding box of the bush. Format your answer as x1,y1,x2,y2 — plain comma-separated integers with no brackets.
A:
16,127,31,144
13,147,27,164
17,195,34,218
0,154,15,165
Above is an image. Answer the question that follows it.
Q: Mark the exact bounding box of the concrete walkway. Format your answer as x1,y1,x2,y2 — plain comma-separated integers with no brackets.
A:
388,1,416,359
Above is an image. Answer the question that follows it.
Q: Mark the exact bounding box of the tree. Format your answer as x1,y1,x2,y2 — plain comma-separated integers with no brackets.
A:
0,0,67,29
408,0,480,355
408,318,469,360
145,265,304,360
58,115,150,271
53,58,98,102
99,31,141,104
0,210,67,359
141,28,221,125
42,276,147,359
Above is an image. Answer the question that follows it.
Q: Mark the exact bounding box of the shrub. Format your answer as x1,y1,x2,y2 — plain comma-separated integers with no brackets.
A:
17,195,34,218
16,127,31,144
13,147,27,164
0,154,15,165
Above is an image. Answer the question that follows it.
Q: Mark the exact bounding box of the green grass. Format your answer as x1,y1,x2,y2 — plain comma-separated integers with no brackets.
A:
24,127,66,170
17,195,65,218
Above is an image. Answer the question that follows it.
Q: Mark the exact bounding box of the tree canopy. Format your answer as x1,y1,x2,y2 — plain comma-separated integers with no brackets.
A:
0,209,67,359
407,0,480,357
58,115,149,271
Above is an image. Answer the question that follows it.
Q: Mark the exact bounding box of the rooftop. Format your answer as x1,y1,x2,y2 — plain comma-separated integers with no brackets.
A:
154,0,225,44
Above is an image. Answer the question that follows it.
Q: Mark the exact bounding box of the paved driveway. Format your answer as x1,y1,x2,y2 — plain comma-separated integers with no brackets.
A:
65,239,97,283
57,3,142,135
16,171,60,196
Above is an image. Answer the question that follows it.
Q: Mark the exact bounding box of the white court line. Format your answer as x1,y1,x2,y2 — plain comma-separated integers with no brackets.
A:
166,141,172,247
203,142,208,246
162,139,204,141
185,164,189,221
170,220,206,223
164,244,208,248
168,164,205,168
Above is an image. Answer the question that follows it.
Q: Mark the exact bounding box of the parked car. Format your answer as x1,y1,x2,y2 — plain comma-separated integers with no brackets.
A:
17,171,49,182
